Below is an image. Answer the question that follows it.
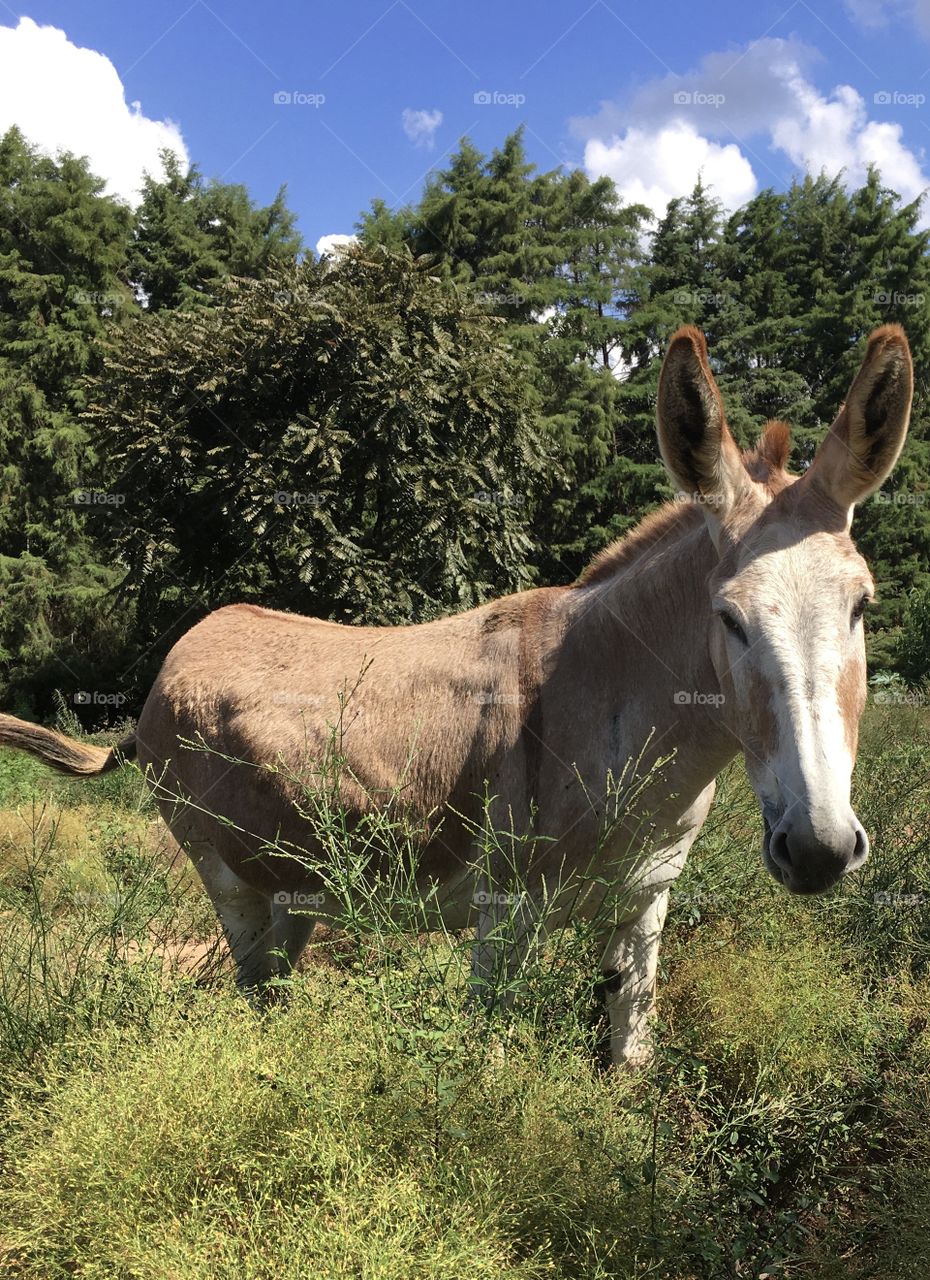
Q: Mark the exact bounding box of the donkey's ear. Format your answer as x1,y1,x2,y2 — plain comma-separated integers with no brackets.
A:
656,326,750,522
805,325,913,511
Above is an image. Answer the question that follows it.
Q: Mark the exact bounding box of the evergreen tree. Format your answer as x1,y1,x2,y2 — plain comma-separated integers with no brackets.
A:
0,126,134,713
361,132,652,579
130,151,302,311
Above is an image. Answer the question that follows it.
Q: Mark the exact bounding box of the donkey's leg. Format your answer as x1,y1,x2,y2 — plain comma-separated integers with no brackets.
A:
469,889,545,1012
599,889,670,1068
600,783,716,1067
187,842,279,998
271,899,317,974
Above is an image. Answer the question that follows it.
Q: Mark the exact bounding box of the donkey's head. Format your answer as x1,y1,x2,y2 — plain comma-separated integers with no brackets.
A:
657,324,913,894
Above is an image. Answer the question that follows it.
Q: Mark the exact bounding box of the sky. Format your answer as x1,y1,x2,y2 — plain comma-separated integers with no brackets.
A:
2,0,930,251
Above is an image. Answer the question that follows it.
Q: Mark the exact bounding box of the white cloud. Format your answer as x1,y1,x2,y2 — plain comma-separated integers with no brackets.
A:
771,76,927,206
845,0,930,35
573,38,817,142
315,233,356,258
0,16,187,206
584,121,757,219
401,107,442,149
575,37,930,225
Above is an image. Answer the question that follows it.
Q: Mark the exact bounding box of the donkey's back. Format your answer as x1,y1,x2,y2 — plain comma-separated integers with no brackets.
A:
135,596,561,897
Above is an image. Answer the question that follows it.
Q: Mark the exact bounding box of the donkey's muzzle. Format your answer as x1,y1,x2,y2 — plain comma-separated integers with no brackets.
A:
763,812,869,894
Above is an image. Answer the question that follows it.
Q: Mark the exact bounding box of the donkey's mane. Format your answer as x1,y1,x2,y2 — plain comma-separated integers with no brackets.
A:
573,502,703,588
574,422,793,589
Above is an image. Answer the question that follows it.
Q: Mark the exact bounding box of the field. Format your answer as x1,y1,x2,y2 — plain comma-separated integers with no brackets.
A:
0,701,928,1279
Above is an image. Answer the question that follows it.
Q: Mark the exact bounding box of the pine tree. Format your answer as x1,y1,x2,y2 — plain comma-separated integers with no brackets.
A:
130,151,302,311
0,127,134,713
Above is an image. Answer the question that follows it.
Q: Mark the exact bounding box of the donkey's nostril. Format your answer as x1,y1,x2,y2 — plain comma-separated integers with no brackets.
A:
769,828,793,872
852,826,869,864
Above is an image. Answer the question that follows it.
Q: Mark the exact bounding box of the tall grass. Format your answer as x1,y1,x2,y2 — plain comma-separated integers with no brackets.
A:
0,701,928,1277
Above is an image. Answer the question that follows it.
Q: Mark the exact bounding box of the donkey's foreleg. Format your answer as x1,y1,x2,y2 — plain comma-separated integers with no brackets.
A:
599,890,670,1068
468,889,545,1013
599,783,716,1066
271,897,317,974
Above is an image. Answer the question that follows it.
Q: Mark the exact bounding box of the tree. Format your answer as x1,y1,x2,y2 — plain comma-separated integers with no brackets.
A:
0,126,134,714
130,151,302,311
360,133,653,580
86,247,547,697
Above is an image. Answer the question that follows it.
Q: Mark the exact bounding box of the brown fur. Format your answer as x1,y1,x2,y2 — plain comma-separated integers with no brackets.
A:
0,323,913,1047
0,715,135,776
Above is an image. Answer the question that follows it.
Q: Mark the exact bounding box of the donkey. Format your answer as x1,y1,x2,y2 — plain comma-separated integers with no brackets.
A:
0,324,912,1065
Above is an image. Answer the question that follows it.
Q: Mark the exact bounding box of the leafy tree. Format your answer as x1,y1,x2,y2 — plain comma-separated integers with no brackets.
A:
86,247,547,696
895,586,930,685
716,171,930,650
361,132,653,579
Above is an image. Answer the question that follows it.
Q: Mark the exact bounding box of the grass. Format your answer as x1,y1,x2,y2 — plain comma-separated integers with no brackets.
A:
0,702,928,1277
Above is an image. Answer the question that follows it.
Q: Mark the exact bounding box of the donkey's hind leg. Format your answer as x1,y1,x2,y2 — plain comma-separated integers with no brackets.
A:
187,842,279,998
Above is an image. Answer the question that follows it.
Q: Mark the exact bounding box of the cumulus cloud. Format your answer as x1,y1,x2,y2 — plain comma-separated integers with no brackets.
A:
584,122,757,219
573,38,817,143
315,233,356,258
574,37,930,225
401,107,442,149
0,16,187,205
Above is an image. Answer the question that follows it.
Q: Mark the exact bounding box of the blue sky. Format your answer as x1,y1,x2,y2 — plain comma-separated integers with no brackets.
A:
2,0,930,247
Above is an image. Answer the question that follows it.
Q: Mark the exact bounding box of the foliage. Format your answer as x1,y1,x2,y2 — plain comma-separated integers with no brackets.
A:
4,121,930,709
129,149,302,311
0,126,135,713
0,705,929,1275
85,246,546,693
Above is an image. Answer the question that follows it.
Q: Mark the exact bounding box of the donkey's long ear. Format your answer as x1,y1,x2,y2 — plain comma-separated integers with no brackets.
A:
805,325,913,511
656,326,750,526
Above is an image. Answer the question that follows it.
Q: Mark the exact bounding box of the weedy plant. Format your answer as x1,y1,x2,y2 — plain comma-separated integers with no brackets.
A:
0,702,929,1278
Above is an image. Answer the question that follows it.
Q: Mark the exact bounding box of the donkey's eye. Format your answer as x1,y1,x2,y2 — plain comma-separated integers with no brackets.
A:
851,595,871,624
718,611,748,645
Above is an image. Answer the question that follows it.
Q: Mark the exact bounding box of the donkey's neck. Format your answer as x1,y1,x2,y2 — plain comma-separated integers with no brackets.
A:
562,506,738,805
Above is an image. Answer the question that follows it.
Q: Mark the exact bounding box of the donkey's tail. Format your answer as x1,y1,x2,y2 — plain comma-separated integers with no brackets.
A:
0,713,137,777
